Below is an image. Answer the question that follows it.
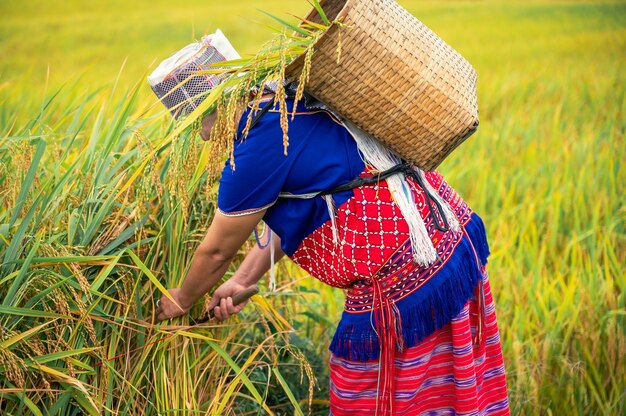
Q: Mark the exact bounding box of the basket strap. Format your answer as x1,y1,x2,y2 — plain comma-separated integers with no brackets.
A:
279,163,451,232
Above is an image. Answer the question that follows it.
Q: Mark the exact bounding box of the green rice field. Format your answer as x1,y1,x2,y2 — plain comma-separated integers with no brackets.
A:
1,0,625,414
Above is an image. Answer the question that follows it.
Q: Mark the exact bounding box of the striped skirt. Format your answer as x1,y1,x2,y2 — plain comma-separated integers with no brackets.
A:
329,272,510,415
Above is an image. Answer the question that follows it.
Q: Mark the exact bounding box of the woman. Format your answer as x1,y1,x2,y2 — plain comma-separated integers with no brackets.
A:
155,91,511,415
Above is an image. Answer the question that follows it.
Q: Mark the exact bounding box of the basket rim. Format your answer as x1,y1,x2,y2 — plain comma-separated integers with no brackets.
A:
285,0,354,78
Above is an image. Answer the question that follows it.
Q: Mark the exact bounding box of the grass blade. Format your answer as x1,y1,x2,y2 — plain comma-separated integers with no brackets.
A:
272,367,304,416
308,0,330,25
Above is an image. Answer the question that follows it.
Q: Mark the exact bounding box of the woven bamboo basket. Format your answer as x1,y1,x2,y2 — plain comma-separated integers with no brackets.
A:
286,0,479,171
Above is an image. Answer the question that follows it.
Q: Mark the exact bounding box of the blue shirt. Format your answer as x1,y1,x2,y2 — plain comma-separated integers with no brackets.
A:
217,98,365,255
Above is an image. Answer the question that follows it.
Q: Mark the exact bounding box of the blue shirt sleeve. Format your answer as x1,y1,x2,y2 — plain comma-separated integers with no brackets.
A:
217,107,298,216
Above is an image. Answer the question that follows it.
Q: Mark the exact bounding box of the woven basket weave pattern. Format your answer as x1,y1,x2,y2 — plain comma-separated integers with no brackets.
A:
287,0,478,171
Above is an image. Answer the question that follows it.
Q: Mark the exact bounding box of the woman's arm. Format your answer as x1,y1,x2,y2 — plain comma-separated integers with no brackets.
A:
154,210,266,322
209,232,284,321
228,232,284,286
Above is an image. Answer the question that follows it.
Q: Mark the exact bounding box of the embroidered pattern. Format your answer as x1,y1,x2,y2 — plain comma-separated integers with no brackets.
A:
329,272,511,416
290,169,491,364
291,170,471,293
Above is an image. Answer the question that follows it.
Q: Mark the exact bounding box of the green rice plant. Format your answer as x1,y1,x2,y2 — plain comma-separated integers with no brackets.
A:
1,1,625,415
0,12,332,409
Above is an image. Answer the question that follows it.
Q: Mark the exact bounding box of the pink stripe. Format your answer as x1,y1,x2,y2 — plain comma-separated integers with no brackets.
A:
329,272,510,415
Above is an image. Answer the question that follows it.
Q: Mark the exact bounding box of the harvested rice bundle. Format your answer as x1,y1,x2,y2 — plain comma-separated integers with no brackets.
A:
148,1,334,172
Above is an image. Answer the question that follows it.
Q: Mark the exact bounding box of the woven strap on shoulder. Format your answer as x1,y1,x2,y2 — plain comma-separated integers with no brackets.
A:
279,163,450,232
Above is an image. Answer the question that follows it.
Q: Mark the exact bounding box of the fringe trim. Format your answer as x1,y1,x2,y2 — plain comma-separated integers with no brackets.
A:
329,214,489,361
414,166,461,233
464,213,490,267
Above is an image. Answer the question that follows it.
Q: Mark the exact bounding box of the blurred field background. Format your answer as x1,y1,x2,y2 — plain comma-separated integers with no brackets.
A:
1,0,625,414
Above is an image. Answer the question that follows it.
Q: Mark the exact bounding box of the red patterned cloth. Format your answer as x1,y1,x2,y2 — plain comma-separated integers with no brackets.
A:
291,170,467,289
329,271,510,415
290,169,510,415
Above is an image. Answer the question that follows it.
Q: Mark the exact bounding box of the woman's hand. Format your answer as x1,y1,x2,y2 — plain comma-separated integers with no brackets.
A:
152,213,278,324
207,232,285,321
207,278,252,321
154,288,193,322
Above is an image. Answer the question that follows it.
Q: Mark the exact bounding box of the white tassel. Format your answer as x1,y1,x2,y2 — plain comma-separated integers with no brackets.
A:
413,167,461,233
342,120,456,266
324,194,340,245
388,174,438,265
